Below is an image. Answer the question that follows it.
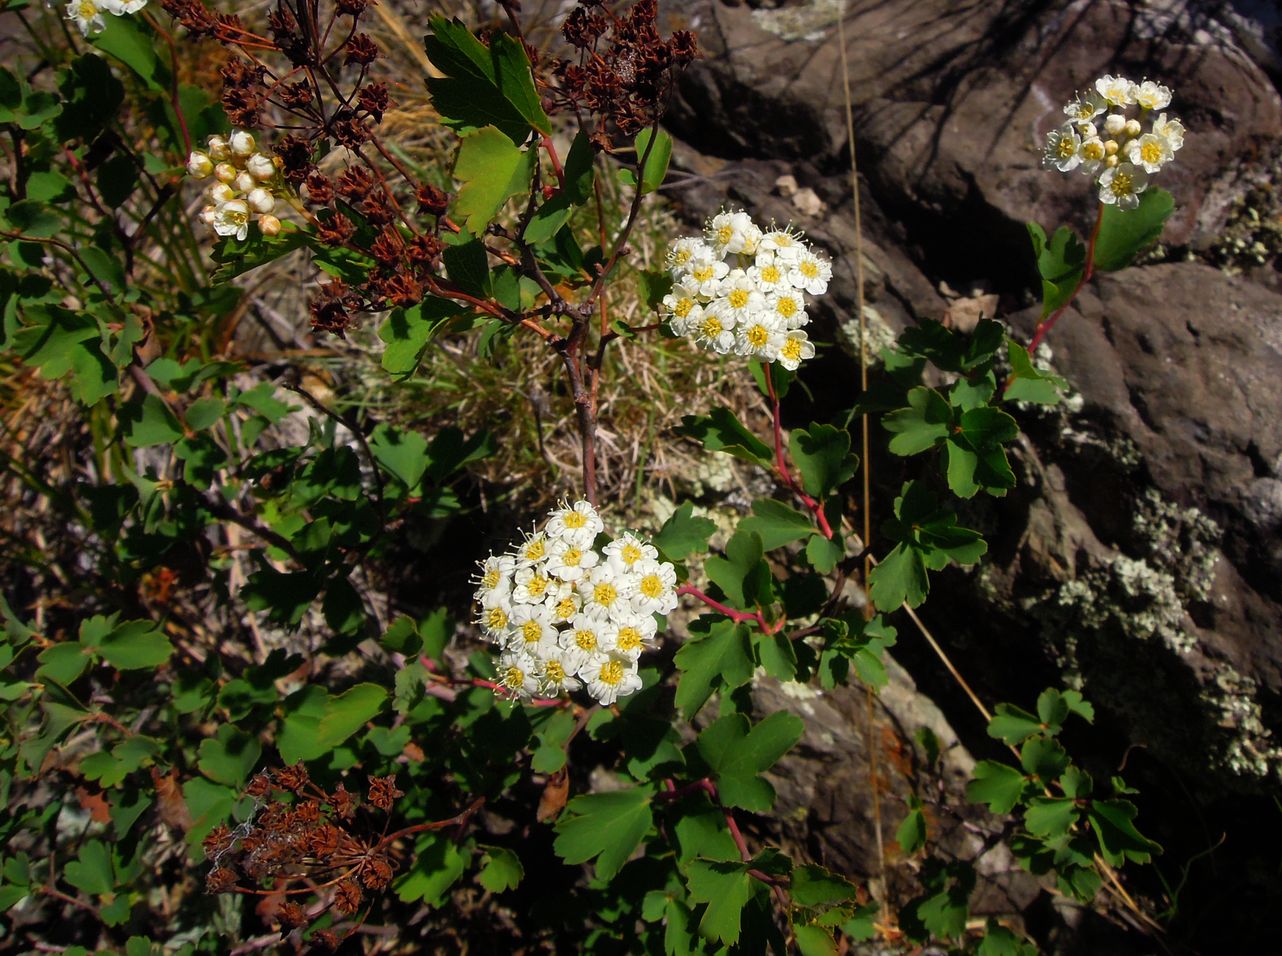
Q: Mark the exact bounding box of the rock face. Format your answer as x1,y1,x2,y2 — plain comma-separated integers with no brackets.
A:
659,0,1282,949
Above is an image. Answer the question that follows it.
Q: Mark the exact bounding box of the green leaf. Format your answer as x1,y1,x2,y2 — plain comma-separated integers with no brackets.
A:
794,924,838,956
868,541,927,611
553,786,653,881
378,298,469,378
895,802,927,855
986,703,1043,746
672,806,741,865
1024,796,1079,838
804,533,843,574
184,397,225,432
634,127,672,195
653,501,716,561
789,424,856,498
966,761,1028,815
1060,765,1093,800
197,725,262,787
36,643,92,686
680,407,772,467
696,712,804,812
739,498,816,550
900,861,973,942
705,530,772,610
90,619,173,670
944,439,980,499
442,232,491,297
394,833,467,905
884,387,951,456
524,130,595,244
685,860,752,945
316,683,387,749
477,846,523,893
790,865,856,907
1026,222,1085,319
63,839,113,897
958,406,1017,447
122,394,183,447
1020,736,1069,782
1005,340,1065,404
369,424,429,490
452,125,535,234
674,621,754,718
1092,187,1174,272
425,17,550,143
92,15,161,88
977,921,1038,956
1087,798,1160,865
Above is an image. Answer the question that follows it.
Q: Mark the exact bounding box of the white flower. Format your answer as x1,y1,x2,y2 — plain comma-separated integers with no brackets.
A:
1063,91,1106,122
666,236,711,277
560,614,603,675
660,291,703,336
709,270,765,325
229,130,256,158
758,227,805,262
1043,125,1082,173
707,209,761,257
496,649,540,700
766,289,807,330
187,151,214,179
1133,79,1172,111
212,200,252,241
478,602,512,643
1152,113,1185,151
509,603,557,655
101,0,147,13
1077,138,1107,175
472,553,515,605
600,613,657,661
516,531,549,566
581,653,642,705
774,328,816,370
65,0,106,36
547,589,581,624
546,499,603,547
1097,162,1149,210
246,188,276,215
789,248,832,295
602,533,658,573
580,564,628,620
512,566,554,605
685,255,729,298
688,310,737,355
246,153,277,181
1095,74,1136,107
1125,133,1173,173
626,559,678,616
545,537,599,582
536,647,582,696
735,313,783,359
746,258,789,294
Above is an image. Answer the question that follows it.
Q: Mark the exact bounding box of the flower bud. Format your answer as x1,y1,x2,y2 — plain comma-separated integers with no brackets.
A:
234,172,257,194
1103,113,1126,136
246,153,276,181
209,182,235,204
187,151,214,178
214,163,238,184
1104,139,1119,155
1105,154,1120,168
246,188,276,214
207,135,230,161
258,214,282,237
200,205,218,224
229,130,256,157
1124,118,1142,138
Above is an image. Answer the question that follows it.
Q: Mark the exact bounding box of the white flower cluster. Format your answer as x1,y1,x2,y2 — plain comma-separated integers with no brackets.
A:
473,500,678,706
65,0,145,38
186,131,285,241
1043,74,1186,210
660,209,831,370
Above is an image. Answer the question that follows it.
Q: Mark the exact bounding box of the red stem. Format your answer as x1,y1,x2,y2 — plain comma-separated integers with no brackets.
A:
542,134,566,189
676,584,782,635
766,371,834,539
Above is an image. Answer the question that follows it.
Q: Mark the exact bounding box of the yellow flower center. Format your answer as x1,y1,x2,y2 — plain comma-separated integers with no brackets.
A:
575,629,597,651
728,289,749,309
776,297,798,319
700,316,724,338
639,575,664,599
1140,141,1162,164
674,297,694,319
760,265,780,284
561,548,583,567
555,597,577,620
593,583,618,607
78,0,96,16
800,260,819,278
1111,171,1134,195
544,660,566,684
775,234,793,249
486,607,508,630
716,225,734,245
525,575,548,598
563,512,587,529
746,325,769,348
620,544,643,564
617,627,642,652
1082,142,1104,161
692,265,714,283
782,339,803,362
482,568,500,589
503,666,525,689
521,620,543,644
1057,137,1076,158
671,248,691,266
598,660,625,686
524,539,545,561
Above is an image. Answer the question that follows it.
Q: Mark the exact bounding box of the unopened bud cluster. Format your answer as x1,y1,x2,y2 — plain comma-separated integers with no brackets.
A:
1043,74,1186,210
661,209,831,370
65,0,145,37
187,131,287,241
473,500,678,706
